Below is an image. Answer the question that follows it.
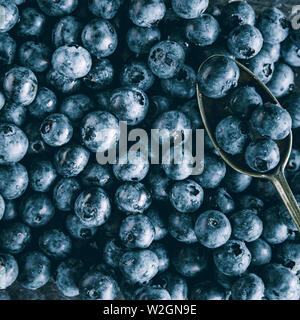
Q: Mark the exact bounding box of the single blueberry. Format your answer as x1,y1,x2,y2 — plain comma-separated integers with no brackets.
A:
88,0,120,19
275,241,300,274
171,0,208,19
247,238,272,266
2,200,17,222
0,253,18,289
231,273,265,300
222,168,252,193
0,1,19,32
37,0,78,16
281,38,300,67
80,162,112,188
0,102,27,127
134,286,171,300
0,33,16,65
29,160,57,192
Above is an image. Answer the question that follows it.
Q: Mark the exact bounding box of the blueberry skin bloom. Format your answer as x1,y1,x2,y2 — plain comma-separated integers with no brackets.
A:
227,86,263,119
129,0,166,28
148,41,185,79
215,116,248,155
119,249,159,284
247,239,272,266
0,33,16,66
267,63,294,98
0,253,18,289
40,113,73,147
52,16,82,48
185,14,220,47
119,214,155,249
88,0,120,19
0,222,31,254
261,264,300,300
281,39,300,67
37,0,78,16
29,87,57,120
230,210,263,242
257,8,289,44
115,182,152,214
0,102,27,127
79,270,119,300
39,229,72,260
53,178,81,212
20,193,55,228
74,187,111,227
0,195,4,220
18,251,51,290
245,138,280,173
194,210,231,249
213,240,251,277
54,144,90,177
227,24,263,60
16,7,45,38
197,56,240,99
0,124,28,165
29,160,57,192
46,68,81,94
171,0,208,19
81,19,118,58
169,179,204,213
110,87,149,125
65,214,98,240
282,93,300,129
250,103,292,140
3,66,38,106
126,26,161,55
0,163,28,200
231,273,264,300
0,1,19,32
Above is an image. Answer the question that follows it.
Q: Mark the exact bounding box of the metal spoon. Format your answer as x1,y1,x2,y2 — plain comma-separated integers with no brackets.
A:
196,54,300,231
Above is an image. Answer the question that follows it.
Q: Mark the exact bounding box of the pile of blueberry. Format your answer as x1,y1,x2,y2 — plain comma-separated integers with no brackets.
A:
0,0,300,301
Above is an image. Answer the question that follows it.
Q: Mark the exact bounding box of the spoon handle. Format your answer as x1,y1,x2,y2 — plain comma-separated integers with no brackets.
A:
271,170,300,231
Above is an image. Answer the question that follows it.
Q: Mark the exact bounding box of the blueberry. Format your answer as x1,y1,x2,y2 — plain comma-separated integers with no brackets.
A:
227,86,263,119
119,249,159,284
237,194,264,214
29,160,57,192
0,222,31,254
53,178,80,212
171,0,208,19
230,210,263,242
148,40,185,79
103,238,124,268
227,24,263,60
247,238,272,266
278,195,300,231
286,148,300,176
115,182,152,213
168,211,197,244
194,154,226,189
197,55,240,99
60,94,94,124
191,281,226,300
55,258,85,297
0,163,28,200
185,14,220,47
0,1,19,32
65,214,98,240
81,111,120,152
169,179,204,213
146,207,167,241
257,8,289,44
0,195,4,220
194,210,231,249
53,144,90,177
18,251,51,290
16,7,46,38
161,64,196,99
109,87,149,125
275,241,300,275
2,200,17,222
0,33,16,65
172,244,208,278
3,66,38,106
267,63,294,98
281,39,300,67
40,113,73,147
222,168,252,193
52,16,82,48
178,99,203,129
88,0,120,19
220,1,255,30
231,273,265,300
129,0,166,28
215,116,249,155
37,0,78,16
261,264,300,300
201,43,234,61
23,122,49,156
113,149,149,182
126,26,161,55
146,166,171,201
245,138,280,173
83,58,114,90
20,193,55,228
134,286,171,300
81,19,118,58
39,229,72,260
0,253,18,289
213,240,251,277
282,93,300,129
80,162,112,188
207,187,235,214
149,242,169,273
46,68,81,94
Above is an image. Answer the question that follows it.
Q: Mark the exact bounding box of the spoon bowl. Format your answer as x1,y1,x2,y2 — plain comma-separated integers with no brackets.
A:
196,54,300,230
